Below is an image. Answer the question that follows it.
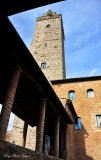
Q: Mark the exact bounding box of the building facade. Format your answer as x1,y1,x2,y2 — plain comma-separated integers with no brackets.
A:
52,77,101,160
8,10,101,160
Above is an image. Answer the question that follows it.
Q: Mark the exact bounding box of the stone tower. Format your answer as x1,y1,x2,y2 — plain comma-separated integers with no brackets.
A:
30,10,66,81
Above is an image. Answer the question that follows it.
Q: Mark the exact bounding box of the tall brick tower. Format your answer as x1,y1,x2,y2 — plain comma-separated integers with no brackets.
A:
30,10,66,81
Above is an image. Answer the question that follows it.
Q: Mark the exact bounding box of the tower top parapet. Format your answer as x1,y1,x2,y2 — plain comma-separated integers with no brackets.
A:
36,9,61,21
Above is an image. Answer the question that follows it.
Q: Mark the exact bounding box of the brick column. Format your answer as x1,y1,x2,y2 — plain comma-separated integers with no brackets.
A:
54,116,60,158
60,125,65,159
0,67,21,145
22,122,28,147
67,124,75,160
36,98,46,153
64,124,68,160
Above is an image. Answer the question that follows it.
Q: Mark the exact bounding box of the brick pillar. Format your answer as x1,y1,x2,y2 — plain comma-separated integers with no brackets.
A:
0,67,21,145
22,122,28,147
54,116,60,158
60,124,65,159
67,124,75,160
36,98,46,153
64,124,68,160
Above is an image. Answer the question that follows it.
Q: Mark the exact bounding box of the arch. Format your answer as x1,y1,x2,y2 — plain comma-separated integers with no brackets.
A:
68,90,76,100
87,89,94,98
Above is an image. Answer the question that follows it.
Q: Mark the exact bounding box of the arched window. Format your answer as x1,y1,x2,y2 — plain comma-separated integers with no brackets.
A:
68,90,76,100
41,62,46,70
87,89,94,98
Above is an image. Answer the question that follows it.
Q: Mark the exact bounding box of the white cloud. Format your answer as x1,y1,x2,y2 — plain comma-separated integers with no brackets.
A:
89,69,98,76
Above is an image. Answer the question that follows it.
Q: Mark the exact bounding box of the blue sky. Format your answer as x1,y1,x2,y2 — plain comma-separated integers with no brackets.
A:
9,0,101,78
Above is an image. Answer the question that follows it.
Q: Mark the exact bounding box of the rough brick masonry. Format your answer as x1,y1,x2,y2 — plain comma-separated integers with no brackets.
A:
52,79,101,160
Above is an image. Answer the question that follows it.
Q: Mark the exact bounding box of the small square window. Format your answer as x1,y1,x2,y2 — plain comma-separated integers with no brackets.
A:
96,115,101,127
46,24,50,28
75,117,82,130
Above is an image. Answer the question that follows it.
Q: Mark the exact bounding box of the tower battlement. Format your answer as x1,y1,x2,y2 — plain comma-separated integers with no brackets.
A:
36,10,62,21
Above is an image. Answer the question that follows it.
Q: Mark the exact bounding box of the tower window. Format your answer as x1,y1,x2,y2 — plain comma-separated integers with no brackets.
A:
46,24,50,28
41,62,46,70
96,115,101,127
45,43,47,47
68,90,75,100
87,89,94,98
75,117,82,130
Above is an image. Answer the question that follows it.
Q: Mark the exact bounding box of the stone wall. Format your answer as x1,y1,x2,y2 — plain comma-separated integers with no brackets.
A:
9,115,24,146
30,10,66,81
52,79,101,160
8,115,36,150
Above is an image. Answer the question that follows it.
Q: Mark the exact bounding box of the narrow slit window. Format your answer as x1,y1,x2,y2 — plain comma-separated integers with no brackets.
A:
68,90,76,100
87,89,94,98
96,115,101,127
75,117,82,130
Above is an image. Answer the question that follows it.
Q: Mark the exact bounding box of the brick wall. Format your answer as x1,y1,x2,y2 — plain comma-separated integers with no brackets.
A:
52,79,101,160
